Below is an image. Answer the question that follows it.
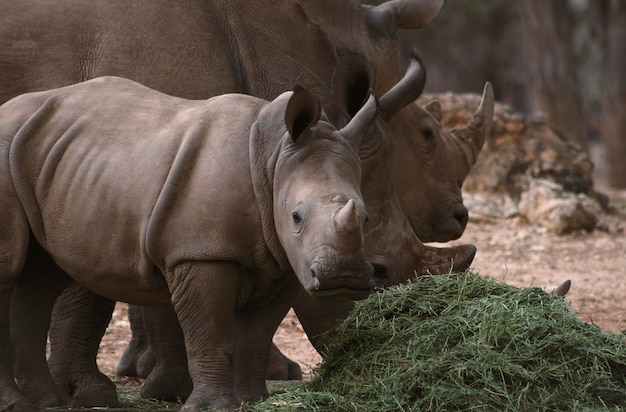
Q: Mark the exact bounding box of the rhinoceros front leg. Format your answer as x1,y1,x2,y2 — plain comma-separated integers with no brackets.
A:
47,283,118,407
166,261,241,412
234,278,301,403
117,304,156,378
139,303,192,402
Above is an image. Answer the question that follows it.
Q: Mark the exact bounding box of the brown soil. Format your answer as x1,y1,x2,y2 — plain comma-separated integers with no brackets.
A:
97,187,626,384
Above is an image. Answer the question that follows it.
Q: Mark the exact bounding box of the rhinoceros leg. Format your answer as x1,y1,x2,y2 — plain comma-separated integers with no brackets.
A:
9,243,75,409
265,341,303,380
139,304,192,401
233,278,301,403
165,261,241,411
0,160,33,411
130,301,301,401
47,283,118,407
117,304,156,378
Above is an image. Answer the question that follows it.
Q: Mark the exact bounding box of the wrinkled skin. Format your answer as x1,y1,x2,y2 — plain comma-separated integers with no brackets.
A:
0,79,377,412
0,0,495,406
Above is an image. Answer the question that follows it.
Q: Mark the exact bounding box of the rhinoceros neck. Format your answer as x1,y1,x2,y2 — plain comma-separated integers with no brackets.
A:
248,121,291,272
212,0,337,104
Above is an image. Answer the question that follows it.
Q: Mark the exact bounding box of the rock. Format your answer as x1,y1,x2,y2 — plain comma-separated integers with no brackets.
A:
518,179,598,234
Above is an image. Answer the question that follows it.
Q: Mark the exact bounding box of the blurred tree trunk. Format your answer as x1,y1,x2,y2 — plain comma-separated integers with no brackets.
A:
591,0,626,188
519,0,588,151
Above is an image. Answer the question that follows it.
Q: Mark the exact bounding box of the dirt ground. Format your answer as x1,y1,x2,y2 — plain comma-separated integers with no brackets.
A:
96,182,626,384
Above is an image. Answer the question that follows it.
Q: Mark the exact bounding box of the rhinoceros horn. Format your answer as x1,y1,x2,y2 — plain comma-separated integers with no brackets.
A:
339,93,377,147
367,0,445,35
452,82,495,167
335,199,360,232
378,51,426,122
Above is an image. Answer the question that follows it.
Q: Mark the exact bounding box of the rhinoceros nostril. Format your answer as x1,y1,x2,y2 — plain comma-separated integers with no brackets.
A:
372,264,388,279
310,268,320,291
453,204,469,228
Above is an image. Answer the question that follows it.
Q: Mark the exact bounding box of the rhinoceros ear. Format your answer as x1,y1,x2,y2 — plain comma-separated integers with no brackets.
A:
332,51,375,118
285,86,321,141
425,100,442,122
367,0,444,36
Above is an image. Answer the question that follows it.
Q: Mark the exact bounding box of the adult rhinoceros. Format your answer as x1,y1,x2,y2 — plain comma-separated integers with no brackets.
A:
0,78,379,412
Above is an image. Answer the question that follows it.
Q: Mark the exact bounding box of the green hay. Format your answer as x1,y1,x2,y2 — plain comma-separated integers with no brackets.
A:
246,271,626,412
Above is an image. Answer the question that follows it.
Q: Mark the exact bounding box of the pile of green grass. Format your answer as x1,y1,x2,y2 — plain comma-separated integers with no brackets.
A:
247,271,626,411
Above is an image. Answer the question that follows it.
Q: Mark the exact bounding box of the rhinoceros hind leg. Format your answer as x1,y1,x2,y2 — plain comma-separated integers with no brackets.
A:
10,245,75,409
48,284,118,407
117,304,156,378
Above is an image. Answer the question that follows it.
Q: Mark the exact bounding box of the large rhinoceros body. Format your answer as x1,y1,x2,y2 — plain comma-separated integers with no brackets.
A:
0,77,377,411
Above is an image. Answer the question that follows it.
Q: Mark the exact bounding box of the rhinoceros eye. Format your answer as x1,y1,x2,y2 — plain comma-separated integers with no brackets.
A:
292,211,302,224
423,128,435,140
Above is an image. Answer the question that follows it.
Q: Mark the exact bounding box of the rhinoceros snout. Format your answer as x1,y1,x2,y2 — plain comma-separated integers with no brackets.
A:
307,261,374,301
432,203,470,242
453,203,469,229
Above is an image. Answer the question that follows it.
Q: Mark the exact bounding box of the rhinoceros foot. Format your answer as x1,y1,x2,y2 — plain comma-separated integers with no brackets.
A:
0,387,42,412
266,343,303,381
140,363,192,402
116,336,156,378
63,370,118,407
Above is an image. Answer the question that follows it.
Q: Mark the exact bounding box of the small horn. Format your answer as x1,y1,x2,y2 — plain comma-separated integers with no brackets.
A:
552,280,571,297
469,82,495,151
339,93,377,148
378,51,426,122
335,199,360,232
452,82,494,167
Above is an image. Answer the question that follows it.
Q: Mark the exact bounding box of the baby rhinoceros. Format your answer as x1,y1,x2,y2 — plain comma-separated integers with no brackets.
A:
0,77,376,412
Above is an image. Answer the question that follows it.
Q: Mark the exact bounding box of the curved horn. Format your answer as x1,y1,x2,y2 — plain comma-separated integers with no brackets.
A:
378,51,426,122
454,82,494,166
367,0,444,35
471,82,495,142
335,199,360,232
339,93,377,148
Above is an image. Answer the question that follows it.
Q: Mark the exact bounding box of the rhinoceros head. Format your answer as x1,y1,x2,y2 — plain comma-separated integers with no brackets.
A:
377,54,495,243
331,52,477,285
254,86,378,302
303,0,493,242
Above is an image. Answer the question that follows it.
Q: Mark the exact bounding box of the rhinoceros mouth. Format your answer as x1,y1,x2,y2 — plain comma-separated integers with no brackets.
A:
310,287,372,302
414,244,477,277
